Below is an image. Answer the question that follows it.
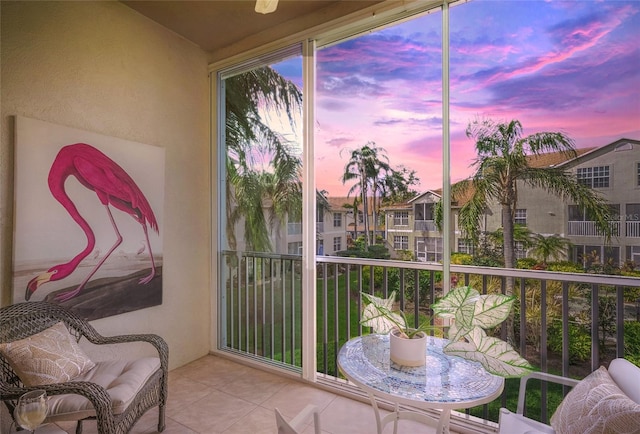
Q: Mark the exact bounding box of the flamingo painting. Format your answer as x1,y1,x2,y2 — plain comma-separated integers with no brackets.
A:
26,143,159,302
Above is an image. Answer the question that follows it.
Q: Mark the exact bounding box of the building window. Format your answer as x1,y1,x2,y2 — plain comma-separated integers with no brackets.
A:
626,245,640,268
288,242,302,255
394,235,408,250
626,204,640,222
514,241,527,259
514,209,527,226
358,211,364,223
426,237,443,262
394,211,409,226
577,166,610,188
569,205,590,221
457,239,474,255
414,203,434,221
637,163,640,186
333,237,341,251
333,212,342,227
572,245,620,267
317,239,324,255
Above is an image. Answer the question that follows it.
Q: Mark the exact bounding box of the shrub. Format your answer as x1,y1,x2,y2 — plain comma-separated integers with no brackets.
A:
451,253,473,265
517,257,538,269
547,261,585,273
548,322,591,364
624,321,640,367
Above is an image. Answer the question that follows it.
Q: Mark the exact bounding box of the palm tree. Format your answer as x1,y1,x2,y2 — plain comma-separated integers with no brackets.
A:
487,225,533,259
225,66,303,252
342,196,361,242
530,234,572,265
437,118,613,345
381,165,420,205
450,118,612,281
341,142,391,246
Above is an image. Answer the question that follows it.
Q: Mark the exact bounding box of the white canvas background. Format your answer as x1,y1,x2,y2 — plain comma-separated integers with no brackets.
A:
13,116,165,302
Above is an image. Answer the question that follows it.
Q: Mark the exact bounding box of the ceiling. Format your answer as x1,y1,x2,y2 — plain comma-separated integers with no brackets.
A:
121,1,383,60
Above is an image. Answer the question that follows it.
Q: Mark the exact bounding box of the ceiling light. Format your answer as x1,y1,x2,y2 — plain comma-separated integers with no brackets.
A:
255,0,278,14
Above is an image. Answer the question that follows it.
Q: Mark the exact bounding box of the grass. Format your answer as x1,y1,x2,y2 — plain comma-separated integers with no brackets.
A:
223,260,570,424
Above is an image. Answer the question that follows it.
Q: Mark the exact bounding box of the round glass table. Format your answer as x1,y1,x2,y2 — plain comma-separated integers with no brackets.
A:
338,334,504,434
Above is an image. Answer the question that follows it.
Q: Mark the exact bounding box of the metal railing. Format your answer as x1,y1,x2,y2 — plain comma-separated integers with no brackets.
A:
219,250,303,369
414,220,438,232
568,220,621,236
219,250,640,424
626,221,640,237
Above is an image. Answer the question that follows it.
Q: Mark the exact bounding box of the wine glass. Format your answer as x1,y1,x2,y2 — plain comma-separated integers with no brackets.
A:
14,390,48,433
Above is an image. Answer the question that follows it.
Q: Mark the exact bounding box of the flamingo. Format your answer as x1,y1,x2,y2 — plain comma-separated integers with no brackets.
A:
26,143,159,302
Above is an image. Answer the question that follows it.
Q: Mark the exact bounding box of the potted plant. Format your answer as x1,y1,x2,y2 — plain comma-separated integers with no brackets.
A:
361,286,535,377
431,286,534,377
360,290,435,366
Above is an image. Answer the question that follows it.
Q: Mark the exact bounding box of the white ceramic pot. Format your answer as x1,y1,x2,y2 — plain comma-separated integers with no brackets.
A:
389,328,427,366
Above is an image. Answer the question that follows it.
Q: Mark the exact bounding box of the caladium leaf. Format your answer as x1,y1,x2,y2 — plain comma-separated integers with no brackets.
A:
432,286,479,330
361,291,406,333
472,294,515,329
444,328,534,378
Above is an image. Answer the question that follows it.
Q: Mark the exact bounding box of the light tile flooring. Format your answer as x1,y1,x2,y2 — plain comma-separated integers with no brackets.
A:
47,354,455,434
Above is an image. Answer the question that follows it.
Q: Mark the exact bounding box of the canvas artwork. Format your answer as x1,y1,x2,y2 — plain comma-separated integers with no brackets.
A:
12,116,165,320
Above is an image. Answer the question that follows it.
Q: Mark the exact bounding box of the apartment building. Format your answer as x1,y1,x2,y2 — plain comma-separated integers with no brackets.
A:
381,138,640,266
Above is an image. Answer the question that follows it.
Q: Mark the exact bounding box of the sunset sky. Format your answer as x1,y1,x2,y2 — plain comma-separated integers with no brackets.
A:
272,0,639,197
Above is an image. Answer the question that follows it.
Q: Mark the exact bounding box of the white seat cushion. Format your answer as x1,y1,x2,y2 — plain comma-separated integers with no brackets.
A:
45,357,160,422
499,408,555,434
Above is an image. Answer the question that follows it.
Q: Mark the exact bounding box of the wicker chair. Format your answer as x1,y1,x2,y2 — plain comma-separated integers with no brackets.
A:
0,301,168,434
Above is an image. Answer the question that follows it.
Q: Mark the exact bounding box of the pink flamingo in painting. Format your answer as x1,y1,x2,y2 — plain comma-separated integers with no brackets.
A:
26,143,159,302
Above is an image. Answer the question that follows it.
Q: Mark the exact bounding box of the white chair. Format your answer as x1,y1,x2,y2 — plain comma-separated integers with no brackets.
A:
274,404,321,434
499,358,640,434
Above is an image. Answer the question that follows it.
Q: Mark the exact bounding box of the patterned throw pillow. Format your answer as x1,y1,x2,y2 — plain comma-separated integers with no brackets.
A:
0,321,95,386
550,365,640,434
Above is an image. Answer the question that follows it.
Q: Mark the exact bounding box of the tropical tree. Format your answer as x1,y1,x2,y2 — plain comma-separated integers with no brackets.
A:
530,234,573,265
439,118,612,283
342,196,361,242
341,142,392,246
487,225,534,256
225,66,303,252
381,165,421,205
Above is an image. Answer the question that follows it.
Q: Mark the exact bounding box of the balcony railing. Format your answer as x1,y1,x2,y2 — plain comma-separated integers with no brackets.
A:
220,250,640,426
626,221,640,237
567,220,621,236
414,220,437,232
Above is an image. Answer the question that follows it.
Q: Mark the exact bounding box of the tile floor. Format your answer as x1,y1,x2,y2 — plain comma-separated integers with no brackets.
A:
47,354,460,434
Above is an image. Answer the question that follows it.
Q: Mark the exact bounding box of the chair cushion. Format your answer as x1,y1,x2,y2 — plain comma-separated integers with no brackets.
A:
0,322,95,387
550,365,640,434
608,358,640,404
45,357,160,422
499,408,555,434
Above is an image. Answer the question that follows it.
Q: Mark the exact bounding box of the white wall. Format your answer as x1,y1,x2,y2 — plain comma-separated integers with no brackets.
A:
0,1,211,369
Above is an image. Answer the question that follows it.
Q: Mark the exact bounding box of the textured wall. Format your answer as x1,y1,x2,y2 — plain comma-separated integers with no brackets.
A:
1,1,211,369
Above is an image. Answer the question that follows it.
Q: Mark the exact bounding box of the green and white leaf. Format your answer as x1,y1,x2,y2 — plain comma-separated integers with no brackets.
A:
444,328,534,378
361,291,406,334
471,294,515,329
445,322,468,343
432,286,479,330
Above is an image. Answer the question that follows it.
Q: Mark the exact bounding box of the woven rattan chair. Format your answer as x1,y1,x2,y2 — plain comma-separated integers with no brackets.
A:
0,301,168,434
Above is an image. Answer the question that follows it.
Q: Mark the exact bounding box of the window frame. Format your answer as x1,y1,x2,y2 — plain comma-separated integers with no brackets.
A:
333,236,342,252
333,212,342,227
394,235,409,250
577,165,610,188
394,211,409,226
